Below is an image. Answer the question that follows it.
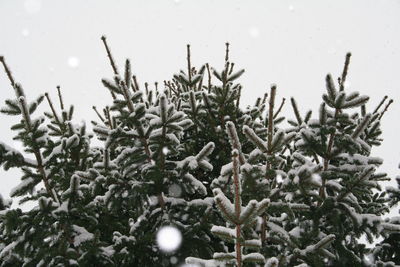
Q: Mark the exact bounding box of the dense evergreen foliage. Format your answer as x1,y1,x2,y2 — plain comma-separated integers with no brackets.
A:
0,39,399,266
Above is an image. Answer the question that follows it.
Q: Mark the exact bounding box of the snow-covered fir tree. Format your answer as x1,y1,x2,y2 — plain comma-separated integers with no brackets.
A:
0,39,399,266
371,167,400,266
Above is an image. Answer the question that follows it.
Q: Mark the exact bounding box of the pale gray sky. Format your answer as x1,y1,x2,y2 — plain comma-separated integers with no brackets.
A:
0,0,399,213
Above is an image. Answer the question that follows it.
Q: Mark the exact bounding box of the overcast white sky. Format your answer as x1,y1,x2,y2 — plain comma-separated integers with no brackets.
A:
0,0,399,215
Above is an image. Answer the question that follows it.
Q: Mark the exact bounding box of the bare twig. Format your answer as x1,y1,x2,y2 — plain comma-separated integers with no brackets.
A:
92,106,106,123
56,85,65,110
187,44,192,84
274,98,286,119
373,95,388,114
0,56,16,87
378,99,393,120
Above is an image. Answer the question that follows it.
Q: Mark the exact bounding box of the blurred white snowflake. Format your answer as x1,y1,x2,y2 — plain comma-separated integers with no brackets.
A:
156,226,182,252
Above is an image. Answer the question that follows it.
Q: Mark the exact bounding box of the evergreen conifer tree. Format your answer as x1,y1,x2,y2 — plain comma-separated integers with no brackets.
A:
371,168,400,266
0,39,398,267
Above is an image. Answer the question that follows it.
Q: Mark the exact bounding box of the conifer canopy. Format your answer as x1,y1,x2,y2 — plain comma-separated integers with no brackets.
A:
0,39,399,266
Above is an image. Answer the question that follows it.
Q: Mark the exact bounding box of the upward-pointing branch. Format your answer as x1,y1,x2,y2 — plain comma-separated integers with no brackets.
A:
262,84,276,243
187,44,192,84
0,56,16,87
56,85,65,110
0,60,59,203
45,92,62,127
232,149,242,267
339,52,351,91
266,84,276,177
320,53,352,203
225,42,230,63
100,35,117,99
101,35,119,75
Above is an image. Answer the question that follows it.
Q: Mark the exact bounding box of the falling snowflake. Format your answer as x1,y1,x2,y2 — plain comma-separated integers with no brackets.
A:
248,27,260,38
21,29,30,37
156,226,182,252
68,57,80,68
162,147,170,155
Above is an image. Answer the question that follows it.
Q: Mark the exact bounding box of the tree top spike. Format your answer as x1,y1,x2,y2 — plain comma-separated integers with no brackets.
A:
225,43,230,62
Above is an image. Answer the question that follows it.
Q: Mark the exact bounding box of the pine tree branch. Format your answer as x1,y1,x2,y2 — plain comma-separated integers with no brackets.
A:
22,96,59,202
290,97,302,125
206,63,212,93
320,53,352,203
45,92,62,127
202,92,217,127
119,80,134,113
133,75,140,92
56,85,65,110
157,94,168,210
336,165,375,201
378,99,393,120
373,95,388,114
225,42,230,63
273,98,286,119
92,106,106,123
100,35,117,99
1,60,59,203
236,85,242,110
229,62,234,75
266,84,276,176
339,53,351,91
232,149,242,267
101,35,119,75
0,56,16,87
226,121,245,165
104,106,114,129
319,108,339,202
187,44,192,85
